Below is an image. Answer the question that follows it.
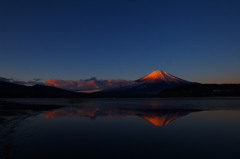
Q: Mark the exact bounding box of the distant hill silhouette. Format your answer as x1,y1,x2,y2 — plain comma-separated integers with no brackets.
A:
1,81,239,98
158,84,240,97
0,81,83,98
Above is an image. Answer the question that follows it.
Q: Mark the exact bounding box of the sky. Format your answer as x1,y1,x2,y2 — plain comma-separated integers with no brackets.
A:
0,0,240,91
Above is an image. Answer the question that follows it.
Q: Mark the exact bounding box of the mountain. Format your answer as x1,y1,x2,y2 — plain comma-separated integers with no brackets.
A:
0,70,196,98
98,70,194,97
136,70,189,83
0,81,83,98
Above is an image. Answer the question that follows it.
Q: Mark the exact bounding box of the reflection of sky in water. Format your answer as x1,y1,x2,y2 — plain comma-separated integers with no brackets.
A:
9,99,240,159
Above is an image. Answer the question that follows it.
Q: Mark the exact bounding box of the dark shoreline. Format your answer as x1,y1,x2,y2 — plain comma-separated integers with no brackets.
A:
0,100,67,159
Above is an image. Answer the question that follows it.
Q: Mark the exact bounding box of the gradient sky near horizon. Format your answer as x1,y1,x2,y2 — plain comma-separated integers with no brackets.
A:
1,0,240,85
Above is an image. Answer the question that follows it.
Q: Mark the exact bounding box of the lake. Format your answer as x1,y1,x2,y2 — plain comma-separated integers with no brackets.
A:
3,98,240,159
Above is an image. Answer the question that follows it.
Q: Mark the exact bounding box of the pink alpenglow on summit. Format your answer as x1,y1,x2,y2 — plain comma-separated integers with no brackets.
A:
136,70,189,84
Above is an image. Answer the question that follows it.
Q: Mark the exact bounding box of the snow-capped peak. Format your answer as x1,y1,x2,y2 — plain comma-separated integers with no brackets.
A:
135,70,189,84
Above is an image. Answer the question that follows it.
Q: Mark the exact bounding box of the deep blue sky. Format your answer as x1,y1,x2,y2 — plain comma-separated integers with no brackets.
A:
1,0,240,84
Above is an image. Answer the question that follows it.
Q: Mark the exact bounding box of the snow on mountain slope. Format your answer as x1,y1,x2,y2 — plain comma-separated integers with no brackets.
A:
136,70,190,84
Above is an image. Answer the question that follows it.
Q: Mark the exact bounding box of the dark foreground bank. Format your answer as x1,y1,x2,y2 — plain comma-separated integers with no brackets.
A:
0,100,67,159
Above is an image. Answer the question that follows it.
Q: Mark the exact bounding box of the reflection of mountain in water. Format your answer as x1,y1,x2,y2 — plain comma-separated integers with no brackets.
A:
45,107,197,126
139,111,191,126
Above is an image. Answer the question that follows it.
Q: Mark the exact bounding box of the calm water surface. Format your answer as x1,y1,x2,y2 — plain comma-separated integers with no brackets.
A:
7,98,240,159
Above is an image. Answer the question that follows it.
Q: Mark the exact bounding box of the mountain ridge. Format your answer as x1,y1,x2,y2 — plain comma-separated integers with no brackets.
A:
0,70,196,98
100,70,193,96
135,70,190,84
0,81,83,98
